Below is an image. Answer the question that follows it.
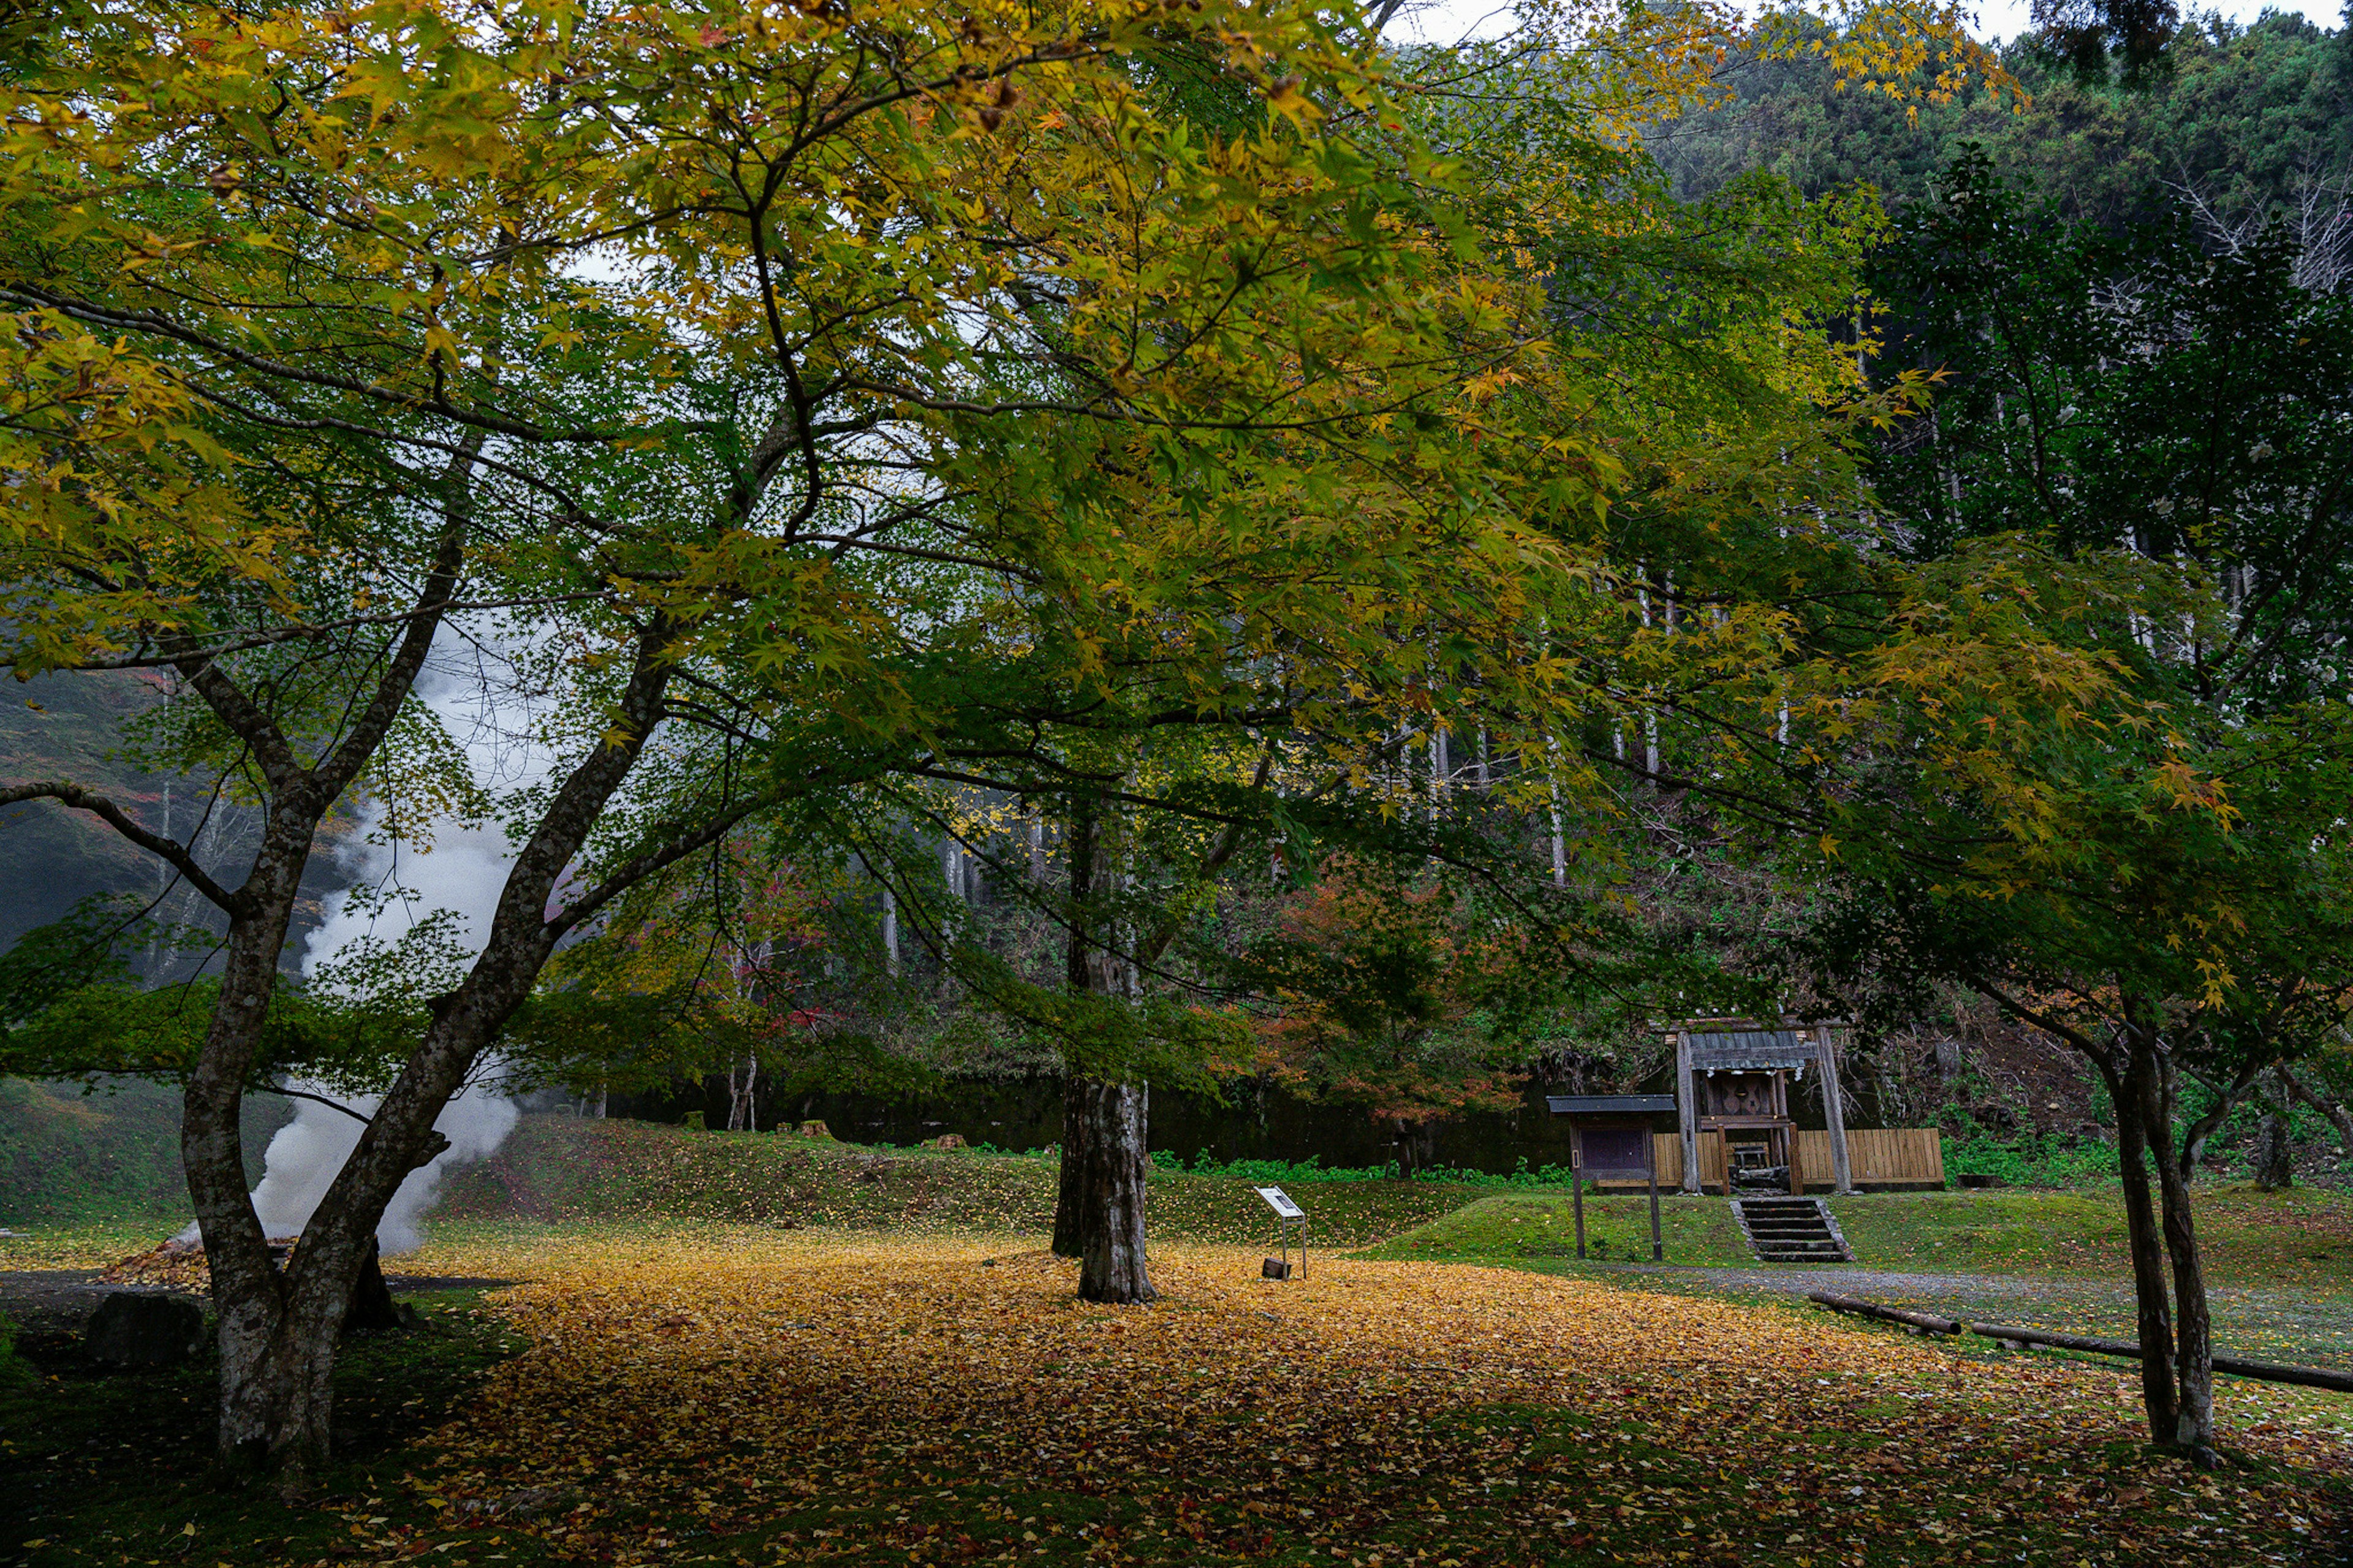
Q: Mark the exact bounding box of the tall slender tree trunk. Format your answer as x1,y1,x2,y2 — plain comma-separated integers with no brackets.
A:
2099,1042,2180,1444
2145,1037,2219,1464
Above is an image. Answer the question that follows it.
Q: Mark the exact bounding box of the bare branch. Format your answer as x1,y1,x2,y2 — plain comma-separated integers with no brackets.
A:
268,1086,373,1126
0,782,250,915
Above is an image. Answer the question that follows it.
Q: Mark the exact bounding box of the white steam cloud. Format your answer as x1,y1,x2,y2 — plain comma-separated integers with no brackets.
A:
215,635,547,1255
236,1080,519,1253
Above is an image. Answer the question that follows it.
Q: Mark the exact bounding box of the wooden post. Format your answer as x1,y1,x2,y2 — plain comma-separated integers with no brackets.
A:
1817,1024,1855,1195
1571,1165,1586,1260
1646,1159,1662,1262
1675,1030,1700,1195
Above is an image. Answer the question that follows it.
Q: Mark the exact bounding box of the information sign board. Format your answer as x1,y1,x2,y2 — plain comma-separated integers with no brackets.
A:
1254,1186,1304,1220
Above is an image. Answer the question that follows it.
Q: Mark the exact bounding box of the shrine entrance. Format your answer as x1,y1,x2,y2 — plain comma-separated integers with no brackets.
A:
1669,1020,1857,1197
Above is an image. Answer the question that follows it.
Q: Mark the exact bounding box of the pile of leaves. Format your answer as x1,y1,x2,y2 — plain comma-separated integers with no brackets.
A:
94,1238,208,1291
324,1234,2347,1567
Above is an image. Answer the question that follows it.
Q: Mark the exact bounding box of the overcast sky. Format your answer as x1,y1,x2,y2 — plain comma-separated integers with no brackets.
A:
1393,0,2343,48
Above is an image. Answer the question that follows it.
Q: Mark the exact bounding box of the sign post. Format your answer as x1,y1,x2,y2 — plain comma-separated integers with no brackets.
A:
1544,1094,1677,1262
1254,1185,1307,1279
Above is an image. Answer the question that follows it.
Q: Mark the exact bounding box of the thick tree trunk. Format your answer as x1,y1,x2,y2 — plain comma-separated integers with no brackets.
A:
2252,1109,2294,1191
1072,1078,1154,1304
2101,1045,2180,1444
2253,1072,2295,1191
1051,1072,1096,1260
183,811,329,1479
2146,1042,2219,1464
217,1294,341,1480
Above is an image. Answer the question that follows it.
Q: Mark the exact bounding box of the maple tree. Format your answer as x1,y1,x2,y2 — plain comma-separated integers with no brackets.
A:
562,0,2020,1303
1762,153,2353,1461
0,0,1533,1472
0,0,2023,1475
1243,857,1553,1171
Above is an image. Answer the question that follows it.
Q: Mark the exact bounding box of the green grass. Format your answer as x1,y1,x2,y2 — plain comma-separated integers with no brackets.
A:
0,1075,288,1232
0,1309,33,1392
434,1115,1477,1248
1364,1184,2353,1295
7,1290,525,1566
1828,1186,2353,1290
1351,1191,1757,1267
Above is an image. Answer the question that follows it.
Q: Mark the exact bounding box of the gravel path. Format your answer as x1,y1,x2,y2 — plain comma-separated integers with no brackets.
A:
1588,1261,2353,1369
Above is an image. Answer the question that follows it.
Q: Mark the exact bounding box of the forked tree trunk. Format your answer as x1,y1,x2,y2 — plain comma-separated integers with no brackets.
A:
198,626,684,1487
1073,1078,1154,1303
2099,1045,2180,1444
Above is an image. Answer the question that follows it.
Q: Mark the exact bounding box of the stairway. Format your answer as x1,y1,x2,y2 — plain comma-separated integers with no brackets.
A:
1733,1196,1852,1263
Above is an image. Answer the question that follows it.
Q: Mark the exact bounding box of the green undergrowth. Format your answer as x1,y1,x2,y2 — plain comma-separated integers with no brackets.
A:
6,1289,525,1567
1941,1129,2123,1188
434,1115,1477,1247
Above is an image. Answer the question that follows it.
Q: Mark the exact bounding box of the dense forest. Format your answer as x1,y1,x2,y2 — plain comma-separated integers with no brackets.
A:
1653,9,2352,219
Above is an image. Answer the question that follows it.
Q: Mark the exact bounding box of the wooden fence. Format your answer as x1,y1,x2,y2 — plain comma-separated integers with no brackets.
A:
1600,1128,1945,1191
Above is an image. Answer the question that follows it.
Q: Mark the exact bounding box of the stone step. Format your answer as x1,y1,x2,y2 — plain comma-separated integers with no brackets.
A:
1732,1196,1853,1264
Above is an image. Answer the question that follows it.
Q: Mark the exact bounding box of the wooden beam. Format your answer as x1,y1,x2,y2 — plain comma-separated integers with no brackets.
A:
1675,1029,1700,1195
1809,1292,1963,1336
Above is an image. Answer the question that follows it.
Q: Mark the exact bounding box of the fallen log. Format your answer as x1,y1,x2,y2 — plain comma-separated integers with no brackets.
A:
1966,1323,2353,1395
1808,1293,2353,1395
1806,1292,1961,1336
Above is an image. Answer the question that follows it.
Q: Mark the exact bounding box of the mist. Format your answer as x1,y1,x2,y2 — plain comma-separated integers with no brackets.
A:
219,634,546,1254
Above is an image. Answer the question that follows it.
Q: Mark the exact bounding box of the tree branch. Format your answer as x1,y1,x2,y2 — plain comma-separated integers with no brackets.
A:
0,782,250,915
544,789,787,941
268,1087,373,1127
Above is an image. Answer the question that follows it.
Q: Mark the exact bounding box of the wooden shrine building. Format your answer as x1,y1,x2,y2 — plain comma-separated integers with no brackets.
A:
1672,1019,1855,1197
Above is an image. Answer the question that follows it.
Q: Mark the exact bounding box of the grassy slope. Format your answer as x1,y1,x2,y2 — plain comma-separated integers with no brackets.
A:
1365,1185,2353,1292
1354,1191,1757,1266
0,1077,291,1229
435,1114,1478,1248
